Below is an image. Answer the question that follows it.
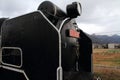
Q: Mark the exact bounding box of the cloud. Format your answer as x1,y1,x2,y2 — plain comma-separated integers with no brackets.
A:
0,0,38,17
0,0,120,35
77,23,106,34
0,0,80,17
77,0,120,34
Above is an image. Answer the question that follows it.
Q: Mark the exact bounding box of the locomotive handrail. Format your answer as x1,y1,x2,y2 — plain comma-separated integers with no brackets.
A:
57,18,69,80
58,18,69,67
38,10,70,80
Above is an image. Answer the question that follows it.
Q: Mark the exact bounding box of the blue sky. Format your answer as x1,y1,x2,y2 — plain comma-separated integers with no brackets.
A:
0,0,120,35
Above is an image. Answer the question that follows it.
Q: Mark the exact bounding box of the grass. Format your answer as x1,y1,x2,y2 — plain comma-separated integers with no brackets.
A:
93,49,120,66
94,67,120,80
93,49,120,80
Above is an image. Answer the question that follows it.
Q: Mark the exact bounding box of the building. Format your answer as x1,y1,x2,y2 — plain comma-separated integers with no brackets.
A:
108,43,120,49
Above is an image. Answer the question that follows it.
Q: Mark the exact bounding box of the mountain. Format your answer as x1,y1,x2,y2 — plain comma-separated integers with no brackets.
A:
89,34,120,44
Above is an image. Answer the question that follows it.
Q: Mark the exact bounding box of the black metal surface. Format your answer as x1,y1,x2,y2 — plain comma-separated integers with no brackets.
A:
0,1,93,80
67,2,81,18
61,19,80,71
0,68,26,80
38,1,67,26
1,11,59,80
0,18,7,34
78,30,92,73
61,20,93,80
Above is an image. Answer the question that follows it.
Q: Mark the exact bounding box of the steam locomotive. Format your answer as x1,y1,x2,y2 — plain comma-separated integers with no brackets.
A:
0,1,93,80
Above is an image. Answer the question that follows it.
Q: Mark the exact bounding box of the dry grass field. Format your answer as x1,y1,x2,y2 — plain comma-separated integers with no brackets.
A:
93,49,120,80
93,49,120,66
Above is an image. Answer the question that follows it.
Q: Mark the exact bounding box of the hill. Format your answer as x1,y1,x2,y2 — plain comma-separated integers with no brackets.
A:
89,34,120,44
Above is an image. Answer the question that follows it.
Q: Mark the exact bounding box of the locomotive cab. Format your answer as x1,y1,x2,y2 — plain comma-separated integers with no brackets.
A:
0,1,93,80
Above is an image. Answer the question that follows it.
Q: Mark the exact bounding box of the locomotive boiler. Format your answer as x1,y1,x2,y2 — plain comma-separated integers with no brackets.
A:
0,1,93,80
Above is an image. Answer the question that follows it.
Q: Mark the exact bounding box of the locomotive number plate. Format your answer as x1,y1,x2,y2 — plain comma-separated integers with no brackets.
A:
69,29,80,38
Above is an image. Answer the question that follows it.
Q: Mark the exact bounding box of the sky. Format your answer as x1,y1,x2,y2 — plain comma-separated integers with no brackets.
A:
0,0,120,35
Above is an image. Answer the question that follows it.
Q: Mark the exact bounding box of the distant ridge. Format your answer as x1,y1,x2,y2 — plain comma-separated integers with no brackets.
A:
89,34,120,44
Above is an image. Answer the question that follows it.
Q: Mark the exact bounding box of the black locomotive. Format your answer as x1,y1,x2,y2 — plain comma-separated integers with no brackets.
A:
0,1,93,80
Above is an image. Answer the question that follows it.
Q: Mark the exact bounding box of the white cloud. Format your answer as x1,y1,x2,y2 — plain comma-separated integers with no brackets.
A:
0,0,120,35
0,0,38,17
77,23,106,34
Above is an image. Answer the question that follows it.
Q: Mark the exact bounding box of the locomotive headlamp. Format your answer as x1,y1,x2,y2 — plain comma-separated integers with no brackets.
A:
67,2,82,18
